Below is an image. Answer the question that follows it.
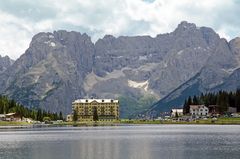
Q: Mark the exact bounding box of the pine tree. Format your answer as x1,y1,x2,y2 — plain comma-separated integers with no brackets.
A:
59,111,63,120
235,89,240,112
93,106,98,121
193,95,199,105
217,91,228,113
73,109,78,122
183,99,190,114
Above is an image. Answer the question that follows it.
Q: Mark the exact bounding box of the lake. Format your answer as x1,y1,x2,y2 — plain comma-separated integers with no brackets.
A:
0,125,240,159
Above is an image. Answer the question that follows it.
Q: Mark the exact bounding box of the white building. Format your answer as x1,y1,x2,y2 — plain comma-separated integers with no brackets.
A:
190,105,209,117
171,109,183,117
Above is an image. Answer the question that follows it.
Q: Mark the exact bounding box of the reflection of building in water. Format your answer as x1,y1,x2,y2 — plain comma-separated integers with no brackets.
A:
77,137,121,159
73,133,153,159
72,99,119,122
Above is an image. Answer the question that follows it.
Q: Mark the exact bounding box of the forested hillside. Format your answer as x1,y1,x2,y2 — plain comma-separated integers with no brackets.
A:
0,95,63,121
183,90,240,114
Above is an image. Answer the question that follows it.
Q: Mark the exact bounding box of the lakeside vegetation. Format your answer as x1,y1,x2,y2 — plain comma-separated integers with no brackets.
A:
2,90,240,127
51,117,240,126
183,90,240,114
0,121,31,126
120,118,240,125
0,95,63,122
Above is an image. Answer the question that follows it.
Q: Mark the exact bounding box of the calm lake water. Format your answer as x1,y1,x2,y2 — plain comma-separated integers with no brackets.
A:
0,125,240,159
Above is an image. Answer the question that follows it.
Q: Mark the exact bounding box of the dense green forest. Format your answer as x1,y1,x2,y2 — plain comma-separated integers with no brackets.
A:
0,95,63,121
183,90,240,114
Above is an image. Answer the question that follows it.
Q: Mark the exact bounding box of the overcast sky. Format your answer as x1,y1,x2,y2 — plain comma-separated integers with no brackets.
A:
0,0,240,59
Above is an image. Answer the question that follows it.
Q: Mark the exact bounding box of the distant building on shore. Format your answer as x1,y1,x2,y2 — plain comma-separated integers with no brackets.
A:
0,112,22,121
71,99,119,122
190,105,209,117
228,107,237,114
208,105,220,116
171,109,183,117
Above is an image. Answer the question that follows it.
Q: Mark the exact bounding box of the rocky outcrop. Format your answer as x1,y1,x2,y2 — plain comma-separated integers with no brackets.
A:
0,31,94,113
0,55,14,73
149,37,240,115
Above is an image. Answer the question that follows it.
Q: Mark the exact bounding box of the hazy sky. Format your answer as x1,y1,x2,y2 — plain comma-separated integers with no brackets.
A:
0,0,240,59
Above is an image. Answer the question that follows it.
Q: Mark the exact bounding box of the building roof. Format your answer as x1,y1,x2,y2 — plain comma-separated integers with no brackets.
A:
190,105,207,109
6,113,16,116
72,99,119,104
171,109,183,113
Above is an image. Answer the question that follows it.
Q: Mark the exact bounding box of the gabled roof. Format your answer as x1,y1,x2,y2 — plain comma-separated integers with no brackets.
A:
171,109,183,113
190,105,207,109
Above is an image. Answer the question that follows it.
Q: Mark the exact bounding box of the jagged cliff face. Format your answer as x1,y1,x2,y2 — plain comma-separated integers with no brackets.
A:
0,55,14,73
149,36,240,115
90,22,220,100
0,21,239,117
0,31,94,113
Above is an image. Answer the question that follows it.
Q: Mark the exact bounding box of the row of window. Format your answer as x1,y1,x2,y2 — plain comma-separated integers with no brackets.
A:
84,100,115,103
74,103,118,106
192,112,208,115
191,109,208,112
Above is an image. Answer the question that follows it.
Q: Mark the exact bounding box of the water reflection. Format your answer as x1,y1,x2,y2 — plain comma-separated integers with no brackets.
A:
0,125,240,159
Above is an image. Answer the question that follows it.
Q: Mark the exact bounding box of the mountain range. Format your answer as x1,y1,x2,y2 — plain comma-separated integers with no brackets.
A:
0,21,239,118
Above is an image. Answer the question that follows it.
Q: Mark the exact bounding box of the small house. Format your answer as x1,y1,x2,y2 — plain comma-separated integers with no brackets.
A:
5,113,22,121
190,105,209,117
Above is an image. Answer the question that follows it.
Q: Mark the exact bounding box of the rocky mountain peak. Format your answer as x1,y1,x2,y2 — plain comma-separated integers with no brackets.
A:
102,35,116,41
0,55,14,73
1,22,239,118
174,21,197,33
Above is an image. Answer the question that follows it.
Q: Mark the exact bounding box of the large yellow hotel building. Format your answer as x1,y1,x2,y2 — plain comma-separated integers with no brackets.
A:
72,99,119,122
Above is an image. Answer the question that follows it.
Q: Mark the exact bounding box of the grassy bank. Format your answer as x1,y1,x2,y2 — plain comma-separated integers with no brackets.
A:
55,121,121,126
1,118,240,127
0,121,31,126
54,117,240,126
120,117,240,125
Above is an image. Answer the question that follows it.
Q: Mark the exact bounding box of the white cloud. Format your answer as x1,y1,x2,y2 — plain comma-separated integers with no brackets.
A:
0,0,239,59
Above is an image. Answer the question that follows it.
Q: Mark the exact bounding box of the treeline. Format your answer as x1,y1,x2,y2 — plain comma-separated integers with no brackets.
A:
183,90,240,114
0,95,63,121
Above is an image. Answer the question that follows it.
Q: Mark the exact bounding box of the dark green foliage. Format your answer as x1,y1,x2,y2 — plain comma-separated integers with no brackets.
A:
192,95,199,105
235,89,240,112
175,111,179,118
183,90,240,114
216,91,229,113
0,95,62,121
93,106,98,121
73,109,78,122
59,111,63,120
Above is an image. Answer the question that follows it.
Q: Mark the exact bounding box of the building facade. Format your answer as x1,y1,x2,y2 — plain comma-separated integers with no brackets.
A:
72,99,119,122
171,109,183,117
190,105,209,117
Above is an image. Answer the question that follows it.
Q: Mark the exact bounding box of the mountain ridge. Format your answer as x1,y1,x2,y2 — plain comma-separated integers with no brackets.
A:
0,21,239,118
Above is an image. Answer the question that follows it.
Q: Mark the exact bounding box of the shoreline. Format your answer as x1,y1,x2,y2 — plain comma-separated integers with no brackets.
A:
1,117,240,128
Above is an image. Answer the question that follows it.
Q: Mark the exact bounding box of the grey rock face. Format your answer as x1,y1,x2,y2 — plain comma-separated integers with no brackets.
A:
92,21,221,100
149,37,240,114
0,31,94,113
1,21,239,117
0,55,14,73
